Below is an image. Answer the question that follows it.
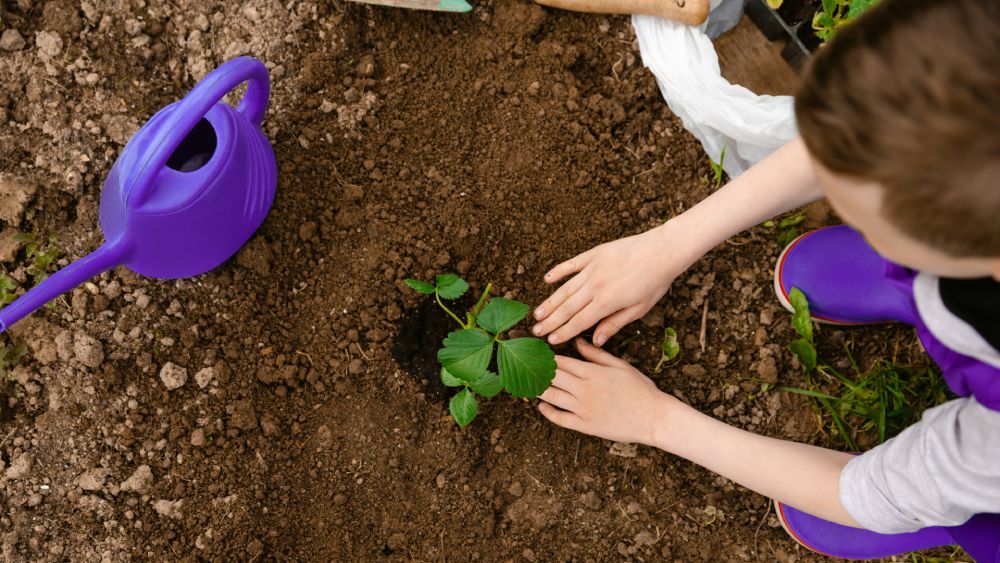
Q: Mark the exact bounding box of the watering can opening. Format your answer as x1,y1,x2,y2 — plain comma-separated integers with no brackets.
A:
166,118,218,173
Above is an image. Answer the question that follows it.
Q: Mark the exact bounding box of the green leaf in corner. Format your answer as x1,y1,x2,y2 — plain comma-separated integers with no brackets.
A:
789,338,818,373
778,213,805,229
789,287,814,344
437,329,493,381
496,337,556,398
435,273,469,300
476,297,530,334
662,327,679,361
654,327,680,374
449,388,478,428
440,367,464,387
469,370,503,398
404,278,436,295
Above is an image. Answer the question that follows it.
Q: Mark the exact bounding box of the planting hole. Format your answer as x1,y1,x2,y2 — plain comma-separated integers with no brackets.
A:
166,118,217,172
391,295,475,404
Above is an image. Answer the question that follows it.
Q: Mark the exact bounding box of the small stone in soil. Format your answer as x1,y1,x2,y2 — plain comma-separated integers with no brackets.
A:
73,333,105,369
194,367,216,389
190,428,206,447
120,465,154,494
757,356,778,384
153,499,184,518
609,442,638,458
159,362,188,390
0,29,25,51
5,453,32,479
75,467,110,491
229,399,257,431
507,481,523,497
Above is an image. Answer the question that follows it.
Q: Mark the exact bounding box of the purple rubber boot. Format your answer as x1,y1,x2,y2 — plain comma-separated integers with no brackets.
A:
774,225,918,325
772,225,1000,561
777,502,1000,561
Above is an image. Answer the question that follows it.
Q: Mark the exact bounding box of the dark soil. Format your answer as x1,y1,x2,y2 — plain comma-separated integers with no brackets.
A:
0,1,937,561
775,0,823,51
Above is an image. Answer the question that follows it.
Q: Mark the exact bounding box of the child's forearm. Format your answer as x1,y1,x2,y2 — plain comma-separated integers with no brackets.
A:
658,136,823,261
652,395,862,527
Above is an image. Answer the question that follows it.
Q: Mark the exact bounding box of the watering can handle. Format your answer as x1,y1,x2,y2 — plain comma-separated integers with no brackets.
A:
126,56,270,210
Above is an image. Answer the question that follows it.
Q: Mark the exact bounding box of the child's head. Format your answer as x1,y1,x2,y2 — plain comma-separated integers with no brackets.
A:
794,0,1000,280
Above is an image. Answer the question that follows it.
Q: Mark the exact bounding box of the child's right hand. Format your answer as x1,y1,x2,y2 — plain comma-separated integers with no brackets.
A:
532,220,699,346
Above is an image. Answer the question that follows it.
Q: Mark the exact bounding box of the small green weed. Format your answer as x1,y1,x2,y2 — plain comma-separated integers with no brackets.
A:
781,288,950,450
16,233,61,282
0,339,27,381
763,212,805,249
905,547,971,563
813,0,879,42
405,274,556,428
708,145,726,189
0,274,17,305
654,327,680,373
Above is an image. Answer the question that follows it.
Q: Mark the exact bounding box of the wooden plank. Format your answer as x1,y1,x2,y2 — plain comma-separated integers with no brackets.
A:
714,17,801,96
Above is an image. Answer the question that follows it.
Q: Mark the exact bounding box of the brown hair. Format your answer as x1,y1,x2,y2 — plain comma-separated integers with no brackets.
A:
795,0,1000,257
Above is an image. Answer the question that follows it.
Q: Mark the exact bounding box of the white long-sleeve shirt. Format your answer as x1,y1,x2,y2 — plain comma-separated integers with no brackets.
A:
838,273,1000,533
840,396,1000,533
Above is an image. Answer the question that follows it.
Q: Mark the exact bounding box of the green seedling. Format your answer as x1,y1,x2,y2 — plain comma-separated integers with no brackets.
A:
654,327,680,373
813,0,879,42
765,212,805,249
766,0,783,8
0,340,27,381
787,287,817,372
781,289,949,450
405,274,556,428
0,274,17,305
16,233,61,282
708,145,726,189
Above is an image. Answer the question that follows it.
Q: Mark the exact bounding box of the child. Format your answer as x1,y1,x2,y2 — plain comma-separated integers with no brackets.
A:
530,0,1000,559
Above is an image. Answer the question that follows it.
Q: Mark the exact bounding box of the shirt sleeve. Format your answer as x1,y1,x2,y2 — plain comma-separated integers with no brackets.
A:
838,396,1000,534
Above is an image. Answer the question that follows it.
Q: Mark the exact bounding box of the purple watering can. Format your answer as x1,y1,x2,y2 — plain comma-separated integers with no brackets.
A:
0,57,277,332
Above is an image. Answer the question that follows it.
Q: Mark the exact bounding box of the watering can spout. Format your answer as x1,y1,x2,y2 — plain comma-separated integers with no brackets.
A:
0,240,129,333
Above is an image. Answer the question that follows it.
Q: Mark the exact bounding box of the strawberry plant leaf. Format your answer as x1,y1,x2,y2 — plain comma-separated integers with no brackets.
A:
441,367,463,387
438,329,493,381
790,338,818,373
497,337,556,398
789,287,814,344
469,370,503,398
654,327,680,373
661,327,679,360
476,297,530,334
405,278,436,295
449,388,478,428
435,273,469,300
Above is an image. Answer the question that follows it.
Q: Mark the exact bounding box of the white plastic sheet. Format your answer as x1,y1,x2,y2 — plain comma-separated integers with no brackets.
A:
632,0,797,177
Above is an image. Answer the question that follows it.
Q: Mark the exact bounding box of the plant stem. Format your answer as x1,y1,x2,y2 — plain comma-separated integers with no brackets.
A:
654,356,666,374
470,283,493,322
436,290,467,328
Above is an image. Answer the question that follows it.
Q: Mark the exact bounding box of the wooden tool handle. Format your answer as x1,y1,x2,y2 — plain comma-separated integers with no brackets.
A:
535,0,710,26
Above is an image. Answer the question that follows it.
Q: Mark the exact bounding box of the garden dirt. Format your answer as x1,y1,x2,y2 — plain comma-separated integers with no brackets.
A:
0,1,934,561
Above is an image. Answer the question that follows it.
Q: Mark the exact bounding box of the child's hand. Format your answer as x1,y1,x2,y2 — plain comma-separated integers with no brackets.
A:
533,222,695,346
537,339,675,447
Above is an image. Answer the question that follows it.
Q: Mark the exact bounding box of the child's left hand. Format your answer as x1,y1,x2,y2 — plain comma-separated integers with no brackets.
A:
538,338,676,447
